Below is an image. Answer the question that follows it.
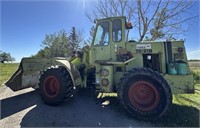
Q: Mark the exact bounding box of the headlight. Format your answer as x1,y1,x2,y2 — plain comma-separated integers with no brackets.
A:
101,69,109,76
101,78,109,86
178,47,184,53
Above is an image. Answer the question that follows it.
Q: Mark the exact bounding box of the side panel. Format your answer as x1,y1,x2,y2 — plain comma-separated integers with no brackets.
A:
95,65,113,92
164,74,194,94
113,41,194,94
126,42,166,73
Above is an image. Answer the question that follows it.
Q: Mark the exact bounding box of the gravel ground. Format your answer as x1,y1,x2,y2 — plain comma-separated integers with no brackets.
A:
0,86,156,128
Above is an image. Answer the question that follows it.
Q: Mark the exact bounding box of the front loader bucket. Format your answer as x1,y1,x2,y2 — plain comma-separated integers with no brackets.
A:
5,57,83,92
5,58,42,91
5,64,23,91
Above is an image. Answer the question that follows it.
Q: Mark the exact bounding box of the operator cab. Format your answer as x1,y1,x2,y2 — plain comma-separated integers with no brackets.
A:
90,16,133,64
93,16,132,46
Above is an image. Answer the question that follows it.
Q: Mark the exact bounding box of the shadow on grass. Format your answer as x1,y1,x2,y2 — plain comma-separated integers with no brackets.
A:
154,104,199,127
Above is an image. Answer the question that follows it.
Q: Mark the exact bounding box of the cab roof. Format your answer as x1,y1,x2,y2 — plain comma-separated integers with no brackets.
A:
96,16,126,22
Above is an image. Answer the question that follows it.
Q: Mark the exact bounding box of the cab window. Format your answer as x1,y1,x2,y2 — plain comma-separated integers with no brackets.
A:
94,21,109,46
112,19,122,42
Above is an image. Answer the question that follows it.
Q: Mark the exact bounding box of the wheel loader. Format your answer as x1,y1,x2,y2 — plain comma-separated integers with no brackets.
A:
6,16,194,120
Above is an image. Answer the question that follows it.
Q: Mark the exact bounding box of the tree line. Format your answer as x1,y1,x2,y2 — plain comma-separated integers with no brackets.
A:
33,27,83,58
33,26,95,58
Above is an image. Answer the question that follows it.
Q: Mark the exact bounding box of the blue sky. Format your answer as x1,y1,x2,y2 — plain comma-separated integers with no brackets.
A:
0,0,199,62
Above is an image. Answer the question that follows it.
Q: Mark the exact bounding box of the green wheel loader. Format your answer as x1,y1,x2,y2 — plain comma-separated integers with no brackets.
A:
6,16,194,120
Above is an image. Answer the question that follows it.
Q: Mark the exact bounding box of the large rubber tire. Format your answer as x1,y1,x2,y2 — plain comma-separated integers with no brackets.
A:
117,67,172,120
39,66,74,106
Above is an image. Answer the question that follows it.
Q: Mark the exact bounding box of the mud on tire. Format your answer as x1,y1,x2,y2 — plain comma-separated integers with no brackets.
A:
39,66,74,106
117,67,172,120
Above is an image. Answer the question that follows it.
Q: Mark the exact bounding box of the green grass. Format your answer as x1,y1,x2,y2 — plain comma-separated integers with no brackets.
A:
175,67,200,109
167,85,200,127
0,63,19,86
190,67,200,85
173,85,200,109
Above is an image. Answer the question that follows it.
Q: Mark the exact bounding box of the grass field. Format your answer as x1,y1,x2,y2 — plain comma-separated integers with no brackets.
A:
0,63,19,86
0,63,199,126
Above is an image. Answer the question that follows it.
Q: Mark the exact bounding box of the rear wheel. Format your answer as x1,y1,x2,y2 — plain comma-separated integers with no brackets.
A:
39,66,74,106
117,68,172,120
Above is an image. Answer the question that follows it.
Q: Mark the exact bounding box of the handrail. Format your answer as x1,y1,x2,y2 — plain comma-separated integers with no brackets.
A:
95,57,135,65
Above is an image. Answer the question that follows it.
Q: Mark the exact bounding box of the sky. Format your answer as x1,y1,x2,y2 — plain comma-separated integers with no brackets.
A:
0,0,200,62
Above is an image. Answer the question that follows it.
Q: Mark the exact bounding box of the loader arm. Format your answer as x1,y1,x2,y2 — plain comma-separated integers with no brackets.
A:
5,58,82,91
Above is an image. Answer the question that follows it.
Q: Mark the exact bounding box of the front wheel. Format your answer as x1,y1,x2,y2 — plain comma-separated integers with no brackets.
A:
39,66,74,106
117,68,172,120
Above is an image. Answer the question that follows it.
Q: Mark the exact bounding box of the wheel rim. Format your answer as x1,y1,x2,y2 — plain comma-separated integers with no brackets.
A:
128,81,160,111
43,76,60,98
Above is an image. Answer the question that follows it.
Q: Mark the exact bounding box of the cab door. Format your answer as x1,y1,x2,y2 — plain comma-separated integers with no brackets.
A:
110,19,125,61
90,21,111,64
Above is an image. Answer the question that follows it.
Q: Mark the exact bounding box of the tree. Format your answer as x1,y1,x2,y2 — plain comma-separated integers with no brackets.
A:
34,30,70,58
87,0,198,41
86,0,135,22
68,27,83,53
34,28,84,58
0,51,15,63
136,0,197,41
86,0,136,40
84,26,95,46
33,47,49,58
